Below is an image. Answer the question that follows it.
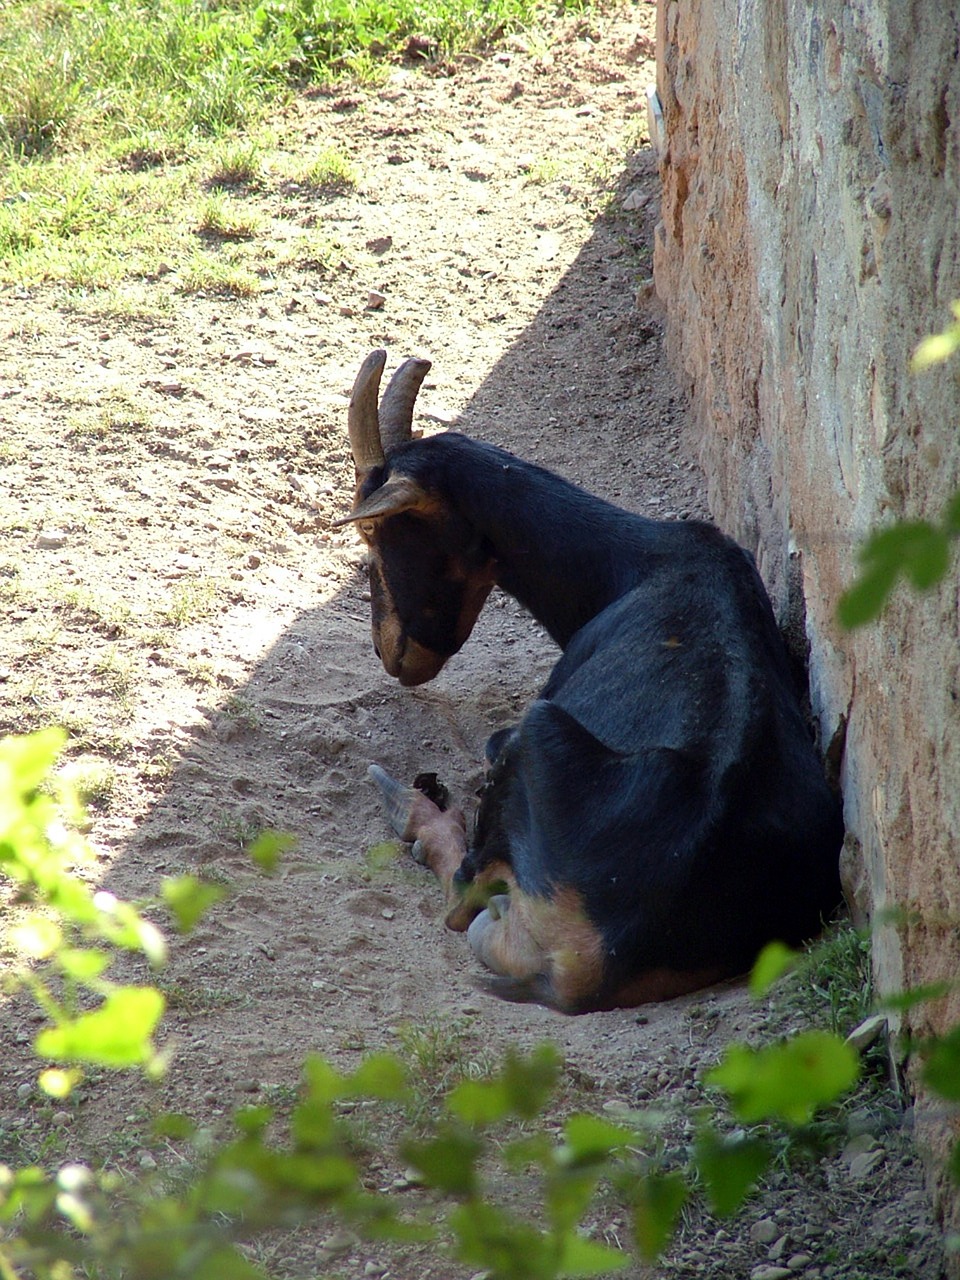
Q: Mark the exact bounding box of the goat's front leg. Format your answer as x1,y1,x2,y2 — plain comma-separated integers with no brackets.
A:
367,765,469,925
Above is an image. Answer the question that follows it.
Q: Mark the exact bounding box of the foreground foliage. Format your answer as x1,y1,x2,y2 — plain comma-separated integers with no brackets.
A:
3,728,958,1278
839,303,960,626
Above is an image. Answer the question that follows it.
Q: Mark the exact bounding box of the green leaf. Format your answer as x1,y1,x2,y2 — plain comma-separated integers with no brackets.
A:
35,986,165,1068
152,1112,197,1141
447,1044,561,1125
162,874,226,932
838,520,952,628
450,1199,552,1279
877,980,956,1013
558,1232,629,1276
0,727,67,800
348,1052,408,1101
837,559,899,628
365,839,402,870
302,1053,347,1105
235,1104,274,1136
944,489,960,536
401,1128,482,1196
547,1168,605,1236
911,325,960,371
247,829,296,872
922,1025,960,1101
694,1128,771,1215
192,1246,269,1280
632,1171,687,1261
56,947,111,982
707,1031,859,1125
559,1114,635,1166
749,941,798,998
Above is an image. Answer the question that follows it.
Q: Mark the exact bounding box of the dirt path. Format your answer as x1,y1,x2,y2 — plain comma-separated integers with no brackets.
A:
0,6,942,1277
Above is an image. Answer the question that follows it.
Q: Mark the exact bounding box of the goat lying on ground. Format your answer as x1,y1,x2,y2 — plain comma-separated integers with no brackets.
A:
335,350,844,1013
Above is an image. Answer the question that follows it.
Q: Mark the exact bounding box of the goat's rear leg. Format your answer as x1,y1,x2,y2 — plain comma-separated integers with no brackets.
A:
367,765,468,924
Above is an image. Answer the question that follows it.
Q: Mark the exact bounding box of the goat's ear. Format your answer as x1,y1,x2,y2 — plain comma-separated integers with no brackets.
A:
330,474,430,527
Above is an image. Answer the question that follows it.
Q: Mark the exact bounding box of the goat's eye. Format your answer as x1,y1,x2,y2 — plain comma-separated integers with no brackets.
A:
359,520,376,536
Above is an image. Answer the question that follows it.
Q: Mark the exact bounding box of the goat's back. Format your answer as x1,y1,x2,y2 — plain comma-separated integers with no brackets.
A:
472,536,843,994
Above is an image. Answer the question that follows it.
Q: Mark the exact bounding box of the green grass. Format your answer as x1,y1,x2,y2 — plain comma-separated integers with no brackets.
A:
0,0,591,292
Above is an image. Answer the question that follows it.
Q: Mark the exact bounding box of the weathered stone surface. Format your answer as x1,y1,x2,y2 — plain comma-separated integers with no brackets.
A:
654,0,960,1262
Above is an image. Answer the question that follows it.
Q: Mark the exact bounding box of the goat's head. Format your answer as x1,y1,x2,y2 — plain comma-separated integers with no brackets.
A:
334,351,496,687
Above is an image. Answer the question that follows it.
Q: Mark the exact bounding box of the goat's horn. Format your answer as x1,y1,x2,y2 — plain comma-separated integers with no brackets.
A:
378,357,432,455
368,764,420,840
348,349,388,474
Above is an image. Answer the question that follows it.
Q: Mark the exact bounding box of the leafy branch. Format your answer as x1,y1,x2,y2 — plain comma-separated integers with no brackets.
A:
838,305,960,627
2,730,958,1278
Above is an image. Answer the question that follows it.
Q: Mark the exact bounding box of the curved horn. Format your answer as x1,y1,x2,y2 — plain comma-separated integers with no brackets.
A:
378,356,432,455
348,349,388,475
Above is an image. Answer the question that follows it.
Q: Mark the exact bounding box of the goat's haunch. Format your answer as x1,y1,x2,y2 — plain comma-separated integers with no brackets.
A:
339,351,844,1013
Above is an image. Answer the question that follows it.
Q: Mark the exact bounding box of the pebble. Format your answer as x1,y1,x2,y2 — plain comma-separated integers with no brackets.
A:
16,1082,32,1101
787,1254,813,1270
768,1235,789,1259
848,1149,885,1179
366,290,386,310
36,530,68,549
750,1267,793,1280
750,1219,780,1244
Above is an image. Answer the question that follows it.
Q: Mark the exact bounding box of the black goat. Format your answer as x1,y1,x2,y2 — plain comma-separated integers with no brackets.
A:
336,350,843,1013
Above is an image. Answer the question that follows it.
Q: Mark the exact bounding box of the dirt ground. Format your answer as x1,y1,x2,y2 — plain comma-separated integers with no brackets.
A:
0,4,947,1277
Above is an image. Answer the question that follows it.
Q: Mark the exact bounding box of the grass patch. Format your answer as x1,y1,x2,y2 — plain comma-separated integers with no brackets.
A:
196,193,263,241
294,144,359,194
158,576,222,626
0,0,591,290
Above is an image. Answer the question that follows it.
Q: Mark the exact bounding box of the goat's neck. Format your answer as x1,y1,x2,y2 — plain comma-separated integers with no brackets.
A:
449,443,652,649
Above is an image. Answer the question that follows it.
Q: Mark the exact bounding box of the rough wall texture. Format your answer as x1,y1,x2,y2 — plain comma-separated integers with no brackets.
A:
654,0,960,1245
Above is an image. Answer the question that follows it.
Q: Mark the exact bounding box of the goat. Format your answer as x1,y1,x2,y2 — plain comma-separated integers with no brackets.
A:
335,350,844,1013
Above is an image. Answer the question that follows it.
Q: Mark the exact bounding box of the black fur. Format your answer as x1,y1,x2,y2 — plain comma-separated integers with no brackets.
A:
369,433,844,1000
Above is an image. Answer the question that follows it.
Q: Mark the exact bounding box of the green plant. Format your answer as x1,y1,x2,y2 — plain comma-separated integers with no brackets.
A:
839,303,960,627
0,729,880,1280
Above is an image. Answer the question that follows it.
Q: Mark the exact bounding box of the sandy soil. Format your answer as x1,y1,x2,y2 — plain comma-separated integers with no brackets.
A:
0,5,945,1277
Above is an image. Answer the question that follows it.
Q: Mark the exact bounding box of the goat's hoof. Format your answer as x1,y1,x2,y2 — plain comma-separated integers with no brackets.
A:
467,907,497,963
487,893,510,921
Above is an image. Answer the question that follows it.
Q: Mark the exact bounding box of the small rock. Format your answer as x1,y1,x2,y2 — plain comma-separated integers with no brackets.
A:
52,1110,72,1126
366,290,386,310
319,1231,355,1258
139,1152,158,1170
246,553,261,569
787,1254,814,1270
768,1235,789,1260
750,1218,780,1245
381,908,395,921
16,1082,32,1101
845,1013,887,1052
750,1268,792,1280
622,187,651,211
848,1148,885,1179
36,530,67,549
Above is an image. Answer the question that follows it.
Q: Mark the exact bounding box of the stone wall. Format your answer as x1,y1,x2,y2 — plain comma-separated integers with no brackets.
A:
653,0,960,1242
